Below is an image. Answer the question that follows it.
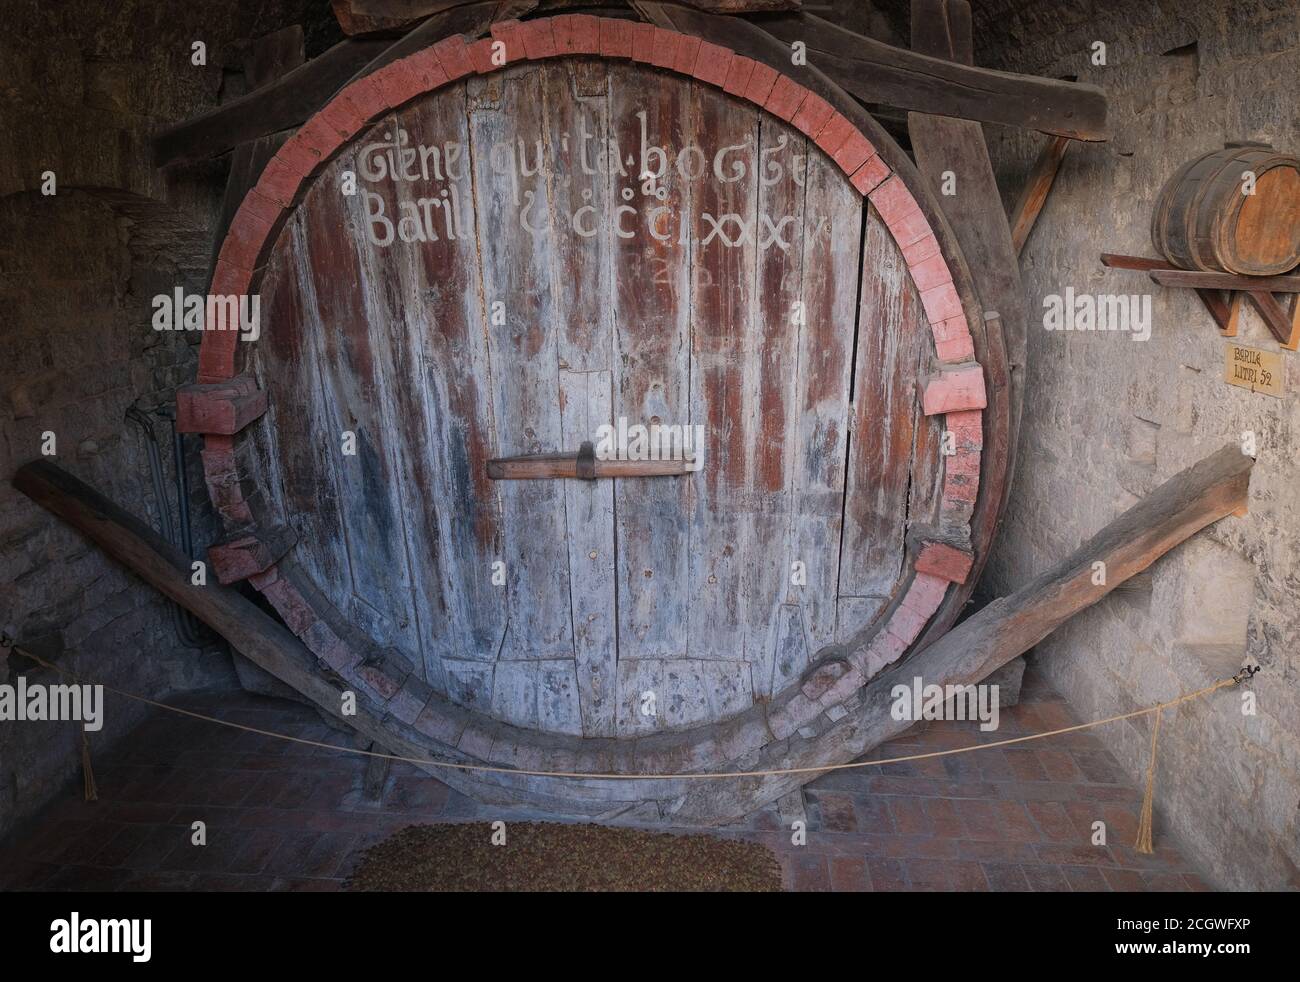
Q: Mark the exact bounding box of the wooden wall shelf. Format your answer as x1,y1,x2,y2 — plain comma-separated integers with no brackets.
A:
1102,253,1300,350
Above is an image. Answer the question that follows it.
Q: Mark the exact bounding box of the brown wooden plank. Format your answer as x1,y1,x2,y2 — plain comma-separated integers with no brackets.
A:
559,370,617,736
787,144,860,655
487,454,698,479
1148,269,1300,293
298,155,426,665
745,111,805,696
244,25,305,90
466,65,574,664
1245,291,1300,348
153,38,391,167
670,442,1255,822
249,222,353,608
686,77,760,663
608,62,692,665
1009,134,1071,255
748,10,1110,140
837,210,923,597
9,460,446,763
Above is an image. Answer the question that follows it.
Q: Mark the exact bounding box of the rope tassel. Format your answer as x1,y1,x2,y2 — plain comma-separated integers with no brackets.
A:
1135,707,1161,854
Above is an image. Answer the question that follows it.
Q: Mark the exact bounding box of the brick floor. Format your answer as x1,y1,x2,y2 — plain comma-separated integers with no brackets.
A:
0,665,1213,891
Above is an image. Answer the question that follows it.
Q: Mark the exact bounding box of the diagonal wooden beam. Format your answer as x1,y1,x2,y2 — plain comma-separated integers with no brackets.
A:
1245,291,1300,349
1009,135,1071,255
753,11,1110,140
670,442,1254,822
152,1,518,168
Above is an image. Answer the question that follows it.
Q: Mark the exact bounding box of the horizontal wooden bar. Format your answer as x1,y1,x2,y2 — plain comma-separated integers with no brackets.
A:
1100,252,1178,272
1149,269,1300,293
487,454,699,480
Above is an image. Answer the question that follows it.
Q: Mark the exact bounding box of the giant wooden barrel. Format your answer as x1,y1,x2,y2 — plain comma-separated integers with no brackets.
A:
187,15,1004,823
1151,142,1300,275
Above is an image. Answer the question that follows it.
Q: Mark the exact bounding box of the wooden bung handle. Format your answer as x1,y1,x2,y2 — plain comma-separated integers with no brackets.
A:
487,442,699,481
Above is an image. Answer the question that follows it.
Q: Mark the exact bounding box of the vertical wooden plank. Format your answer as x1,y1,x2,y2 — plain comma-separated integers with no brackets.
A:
545,60,615,373
467,66,573,661
250,220,351,604
788,149,862,654
390,87,508,676
559,369,617,736
685,79,760,662
608,63,692,664
838,209,926,599
294,154,423,663
745,114,805,697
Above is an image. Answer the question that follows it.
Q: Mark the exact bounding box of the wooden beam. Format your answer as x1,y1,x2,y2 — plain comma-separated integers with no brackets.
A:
753,11,1110,140
906,0,1024,650
342,0,533,85
1149,269,1300,293
154,1,522,168
1245,291,1300,349
152,38,391,167
1009,135,1071,255
10,460,460,776
671,442,1254,822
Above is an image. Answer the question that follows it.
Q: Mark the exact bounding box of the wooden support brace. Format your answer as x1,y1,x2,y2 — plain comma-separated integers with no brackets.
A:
1102,254,1252,338
1245,291,1300,350
1009,135,1071,255
176,374,267,435
208,524,298,585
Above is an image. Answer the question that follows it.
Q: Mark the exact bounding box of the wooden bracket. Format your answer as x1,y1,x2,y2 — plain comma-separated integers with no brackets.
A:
1102,254,1299,350
1009,135,1072,256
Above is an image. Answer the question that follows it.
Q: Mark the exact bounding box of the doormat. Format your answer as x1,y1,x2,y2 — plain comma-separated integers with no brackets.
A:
346,821,783,892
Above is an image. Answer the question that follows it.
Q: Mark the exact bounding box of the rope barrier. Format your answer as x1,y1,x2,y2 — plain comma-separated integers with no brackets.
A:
5,643,1247,783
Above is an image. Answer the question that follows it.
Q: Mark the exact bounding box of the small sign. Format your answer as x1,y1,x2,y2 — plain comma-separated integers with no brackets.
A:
1224,344,1284,397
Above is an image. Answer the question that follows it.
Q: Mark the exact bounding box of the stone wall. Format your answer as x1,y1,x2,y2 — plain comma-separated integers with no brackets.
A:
0,0,321,840
973,0,1300,890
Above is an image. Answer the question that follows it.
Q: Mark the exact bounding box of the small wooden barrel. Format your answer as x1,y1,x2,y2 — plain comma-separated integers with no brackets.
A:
1151,143,1300,276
